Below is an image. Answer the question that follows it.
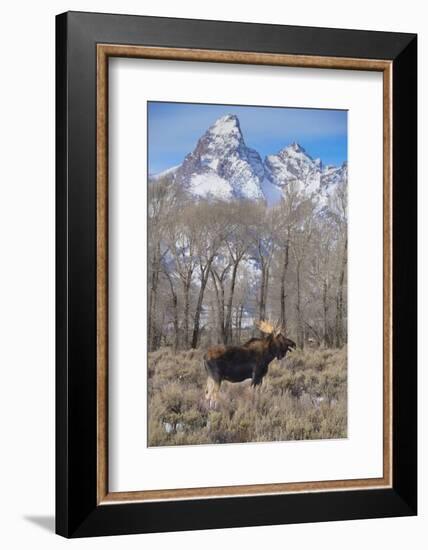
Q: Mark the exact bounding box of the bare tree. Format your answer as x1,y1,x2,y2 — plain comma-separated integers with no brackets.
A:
248,203,279,322
148,177,176,351
161,258,179,352
191,202,229,348
330,184,348,347
306,220,336,347
210,254,231,343
223,201,255,343
164,206,199,348
147,172,347,352
291,200,315,348
276,184,302,329
335,236,347,347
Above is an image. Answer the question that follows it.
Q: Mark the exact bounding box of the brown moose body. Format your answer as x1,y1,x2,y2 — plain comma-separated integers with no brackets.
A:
204,321,296,408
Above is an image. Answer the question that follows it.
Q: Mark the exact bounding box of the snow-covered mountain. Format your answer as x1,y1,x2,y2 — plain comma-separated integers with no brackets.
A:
321,162,348,191
265,142,322,196
150,114,347,206
265,143,348,204
173,114,269,201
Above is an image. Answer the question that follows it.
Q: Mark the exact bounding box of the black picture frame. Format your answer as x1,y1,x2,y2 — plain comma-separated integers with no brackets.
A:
56,11,417,538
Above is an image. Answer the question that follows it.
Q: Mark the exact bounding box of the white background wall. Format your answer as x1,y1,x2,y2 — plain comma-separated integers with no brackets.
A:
0,1,424,547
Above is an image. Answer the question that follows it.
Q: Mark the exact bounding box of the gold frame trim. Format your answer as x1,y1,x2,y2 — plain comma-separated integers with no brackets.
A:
96,44,393,504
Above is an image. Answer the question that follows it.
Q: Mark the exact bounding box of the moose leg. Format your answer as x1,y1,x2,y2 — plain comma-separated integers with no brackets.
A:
204,359,222,409
212,379,221,409
251,371,263,388
205,377,214,403
205,376,221,409
251,368,264,406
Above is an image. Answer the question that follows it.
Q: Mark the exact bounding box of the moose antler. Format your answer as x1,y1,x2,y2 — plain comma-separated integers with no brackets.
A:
256,320,275,334
274,320,283,336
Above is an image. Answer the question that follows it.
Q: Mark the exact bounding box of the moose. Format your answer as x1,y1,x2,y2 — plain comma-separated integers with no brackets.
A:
204,321,296,408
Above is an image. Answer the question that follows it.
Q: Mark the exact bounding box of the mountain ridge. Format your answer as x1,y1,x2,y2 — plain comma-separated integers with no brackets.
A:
149,114,347,205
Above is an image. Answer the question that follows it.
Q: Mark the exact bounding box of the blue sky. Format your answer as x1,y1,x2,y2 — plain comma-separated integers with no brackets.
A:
148,102,347,175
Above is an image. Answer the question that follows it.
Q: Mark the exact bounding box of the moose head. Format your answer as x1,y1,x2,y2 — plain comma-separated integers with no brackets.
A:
256,320,297,360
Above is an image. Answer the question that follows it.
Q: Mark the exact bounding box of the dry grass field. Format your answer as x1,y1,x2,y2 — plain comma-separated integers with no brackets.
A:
148,346,347,446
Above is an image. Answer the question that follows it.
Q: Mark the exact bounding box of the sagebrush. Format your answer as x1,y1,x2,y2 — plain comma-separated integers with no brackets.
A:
148,346,347,446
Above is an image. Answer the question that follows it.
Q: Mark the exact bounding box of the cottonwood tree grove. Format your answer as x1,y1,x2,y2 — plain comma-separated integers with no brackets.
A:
148,176,347,352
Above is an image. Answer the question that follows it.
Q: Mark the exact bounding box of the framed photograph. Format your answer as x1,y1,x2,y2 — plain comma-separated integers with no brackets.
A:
56,11,417,538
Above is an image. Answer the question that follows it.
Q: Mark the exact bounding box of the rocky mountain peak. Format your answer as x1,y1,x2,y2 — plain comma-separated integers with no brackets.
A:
208,114,242,137
173,115,265,201
151,115,346,205
289,141,306,153
277,142,312,160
